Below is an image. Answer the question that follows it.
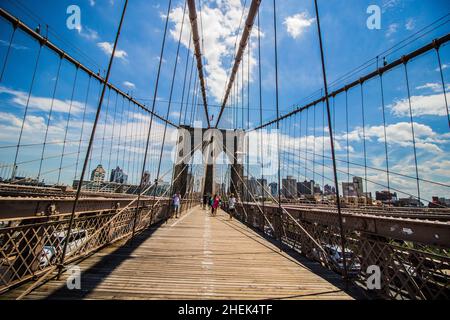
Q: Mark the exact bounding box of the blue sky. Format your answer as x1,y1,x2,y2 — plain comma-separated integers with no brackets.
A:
0,0,449,202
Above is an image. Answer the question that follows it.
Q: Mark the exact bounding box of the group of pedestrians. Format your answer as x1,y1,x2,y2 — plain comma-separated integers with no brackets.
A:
202,193,237,220
172,192,237,220
202,193,220,216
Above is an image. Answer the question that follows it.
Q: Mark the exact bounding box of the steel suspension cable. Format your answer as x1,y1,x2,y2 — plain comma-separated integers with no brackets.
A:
99,87,112,165
379,73,391,204
12,44,43,181
37,56,63,181
345,90,350,187
59,0,129,273
435,45,449,128
360,84,369,208
74,75,92,181
313,0,348,282
403,61,421,205
107,91,119,174
131,0,173,239
178,35,193,126
0,25,16,82
257,9,265,209
272,0,282,215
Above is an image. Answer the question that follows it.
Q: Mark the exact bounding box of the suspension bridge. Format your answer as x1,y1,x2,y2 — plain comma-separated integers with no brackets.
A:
0,0,449,300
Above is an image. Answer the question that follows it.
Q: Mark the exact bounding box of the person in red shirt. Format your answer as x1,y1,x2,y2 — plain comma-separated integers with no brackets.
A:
211,194,220,216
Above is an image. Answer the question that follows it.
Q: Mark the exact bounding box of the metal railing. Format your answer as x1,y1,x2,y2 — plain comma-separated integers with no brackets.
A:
231,203,450,300
0,198,196,294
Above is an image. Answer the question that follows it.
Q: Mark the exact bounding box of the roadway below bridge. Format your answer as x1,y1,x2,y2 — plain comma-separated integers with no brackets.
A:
3,206,356,300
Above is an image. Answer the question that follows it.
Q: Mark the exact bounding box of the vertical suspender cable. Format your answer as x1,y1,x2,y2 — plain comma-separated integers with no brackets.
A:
12,44,43,181
345,89,350,187
178,35,192,125
435,45,449,128
37,56,63,181
100,87,112,165
379,73,391,204
273,0,282,211
108,91,119,174
247,38,250,202
58,65,79,185
0,25,16,82
360,84,368,206
74,75,92,181
322,100,325,202
257,9,265,210
403,60,421,205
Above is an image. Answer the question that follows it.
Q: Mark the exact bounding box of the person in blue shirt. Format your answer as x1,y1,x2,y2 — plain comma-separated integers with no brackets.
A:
228,194,236,220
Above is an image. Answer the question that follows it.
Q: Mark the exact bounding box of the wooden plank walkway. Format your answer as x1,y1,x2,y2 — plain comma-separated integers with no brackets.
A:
4,207,354,300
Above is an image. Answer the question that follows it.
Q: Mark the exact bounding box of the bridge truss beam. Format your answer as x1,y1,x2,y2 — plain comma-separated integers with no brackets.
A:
214,0,261,128
0,8,178,129
251,33,450,131
186,0,211,128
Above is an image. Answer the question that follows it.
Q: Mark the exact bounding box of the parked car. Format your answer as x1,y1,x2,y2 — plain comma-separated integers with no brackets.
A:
39,229,89,268
312,244,361,275
325,244,361,275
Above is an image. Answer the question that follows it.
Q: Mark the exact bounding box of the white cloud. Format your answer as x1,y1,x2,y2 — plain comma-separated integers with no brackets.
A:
416,83,443,93
170,111,181,118
283,12,315,40
405,18,415,31
123,81,136,90
339,122,448,154
0,86,87,115
386,23,398,37
389,92,449,117
169,0,258,103
97,42,128,60
89,0,95,6
0,40,28,50
79,26,99,41
0,108,177,183
382,0,402,12
435,64,448,72
153,56,167,63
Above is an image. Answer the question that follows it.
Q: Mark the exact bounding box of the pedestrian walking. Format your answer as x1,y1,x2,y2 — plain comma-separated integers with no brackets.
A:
211,194,220,216
228,194,236,220
172,192,181,218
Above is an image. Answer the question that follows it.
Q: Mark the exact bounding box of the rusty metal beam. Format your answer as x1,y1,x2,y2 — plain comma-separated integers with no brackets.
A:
214,0,261,128
250,33,450,131
0,8,178,128
186,0,210,128
239,203,450,247
0,196,168,221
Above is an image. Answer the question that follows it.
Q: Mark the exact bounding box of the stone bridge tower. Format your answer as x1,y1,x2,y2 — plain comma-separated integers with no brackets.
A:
172,125,245,199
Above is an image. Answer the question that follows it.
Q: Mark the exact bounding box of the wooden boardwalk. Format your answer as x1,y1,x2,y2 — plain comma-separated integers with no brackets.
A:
4,207,354,300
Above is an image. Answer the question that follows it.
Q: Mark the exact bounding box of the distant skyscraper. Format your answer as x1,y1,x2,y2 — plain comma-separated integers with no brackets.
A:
141,171,151,186
314,183,321,194
269,182,278,197
91,165,106,183
257,178,269,197
282,176,297,198
353,176,364,196
324,184,335,195
110,166,128,184
248,177,258,197
376,190,397,202
343,176,364,197
342,182,357,197
297,180,314,196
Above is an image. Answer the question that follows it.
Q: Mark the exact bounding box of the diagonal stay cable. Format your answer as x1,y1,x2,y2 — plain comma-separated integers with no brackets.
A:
222,143,330,263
